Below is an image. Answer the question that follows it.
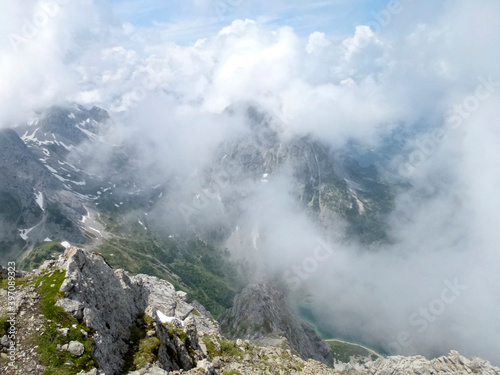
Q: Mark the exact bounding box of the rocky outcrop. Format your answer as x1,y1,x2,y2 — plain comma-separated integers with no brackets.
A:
0,125,94,264
50,247,219,375
109,345,500,375
0,128,60,261
220,281,333,366
1,249,500,375
155,316,204,371
356,350,500,375
0,266,26,279
0,283,47,374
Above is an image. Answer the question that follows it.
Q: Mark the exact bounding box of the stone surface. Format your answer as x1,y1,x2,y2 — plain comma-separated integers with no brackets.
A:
0,335,8,347
67,341,85,356
3,247,500,375
128,364,170,375
55,298,84,320
359,350,500,375
55,247,218,375
220,281,333,365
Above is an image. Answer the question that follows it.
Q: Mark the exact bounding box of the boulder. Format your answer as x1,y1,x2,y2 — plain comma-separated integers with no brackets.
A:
67,341,85,356
54,247,218,375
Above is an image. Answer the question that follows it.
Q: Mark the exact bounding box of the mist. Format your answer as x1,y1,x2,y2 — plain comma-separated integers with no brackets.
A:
2,0,500,366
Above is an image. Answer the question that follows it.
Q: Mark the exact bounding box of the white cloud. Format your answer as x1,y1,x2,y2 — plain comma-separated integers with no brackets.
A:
306,31,330,54
0,0,113,124
2,0,500,365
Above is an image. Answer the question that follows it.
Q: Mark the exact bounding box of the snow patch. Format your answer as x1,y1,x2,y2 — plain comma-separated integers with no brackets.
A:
35,191,44,211
349,188,365,214
57,160,82,172
58,141,75,151
19,226,36,240
81,207,90,223
21,127,39,142
76,124,96,139
45,165,85,185
45,165,58,174
89,227,103,236
156,311,184,326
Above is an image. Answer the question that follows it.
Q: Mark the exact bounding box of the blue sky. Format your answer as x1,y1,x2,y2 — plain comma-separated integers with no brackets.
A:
110,0,391,40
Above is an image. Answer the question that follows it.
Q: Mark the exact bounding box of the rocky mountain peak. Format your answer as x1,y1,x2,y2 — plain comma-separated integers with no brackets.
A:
220,281,334,366
48,247,219,374
2,249,500,374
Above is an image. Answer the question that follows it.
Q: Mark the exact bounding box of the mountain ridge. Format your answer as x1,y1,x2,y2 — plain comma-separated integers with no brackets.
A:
1,248,499,375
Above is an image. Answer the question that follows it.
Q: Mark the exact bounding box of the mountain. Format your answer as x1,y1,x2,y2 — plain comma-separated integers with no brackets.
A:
1,103,395,263
0,104,166,264
0,104,120,263
0,127,86,261
1,248,499,375
0,103,400,315
153,106,396,259
220,281,333,365
0,103,411,373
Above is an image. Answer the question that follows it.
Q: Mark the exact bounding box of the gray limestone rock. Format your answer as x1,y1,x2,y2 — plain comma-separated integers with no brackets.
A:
55,298,84,320
0,335,9,347
220,281,333,366
67,341,85,356
54,247,218,375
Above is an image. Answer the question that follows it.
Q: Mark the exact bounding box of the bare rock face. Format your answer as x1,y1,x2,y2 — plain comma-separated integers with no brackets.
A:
54,247,218,375
155,316,204,371
65,341,85,356
127,366,170,375
357,350,500,375
0,266,27,279
3,251,500,375
220,281,333,366
57,248,142,374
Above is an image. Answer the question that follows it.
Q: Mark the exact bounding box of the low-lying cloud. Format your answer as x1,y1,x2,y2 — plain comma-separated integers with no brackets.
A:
2,0,500,365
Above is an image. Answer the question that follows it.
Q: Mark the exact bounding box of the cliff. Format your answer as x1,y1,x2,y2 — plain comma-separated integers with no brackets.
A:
1,248,499,375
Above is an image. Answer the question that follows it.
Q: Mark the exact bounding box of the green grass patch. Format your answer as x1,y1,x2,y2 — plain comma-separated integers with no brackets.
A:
122,313,161,373
133,337,161,368
0,315,10,337
202,336,218,360
171,259,236,318
165,322,188,342
96,232,240,318
33,270,97,375
0,276,28,289
36,270,72,325
222,370,242,375
220,339,242,359
201,336,242,360
38,324,95,375
19,241,65,272
327,339,379,364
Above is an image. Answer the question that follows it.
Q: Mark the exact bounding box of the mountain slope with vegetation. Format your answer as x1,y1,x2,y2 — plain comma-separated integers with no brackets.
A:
1,248,499,375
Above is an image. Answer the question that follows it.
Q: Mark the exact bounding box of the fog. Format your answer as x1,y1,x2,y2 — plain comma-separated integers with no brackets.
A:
2,0,500,365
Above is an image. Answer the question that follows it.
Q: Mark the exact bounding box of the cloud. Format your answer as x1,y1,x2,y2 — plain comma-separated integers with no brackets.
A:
0,0,116,125
3,0,500,366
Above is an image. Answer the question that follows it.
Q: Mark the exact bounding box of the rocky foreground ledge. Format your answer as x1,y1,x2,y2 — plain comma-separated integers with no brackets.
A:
1,247,499,375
